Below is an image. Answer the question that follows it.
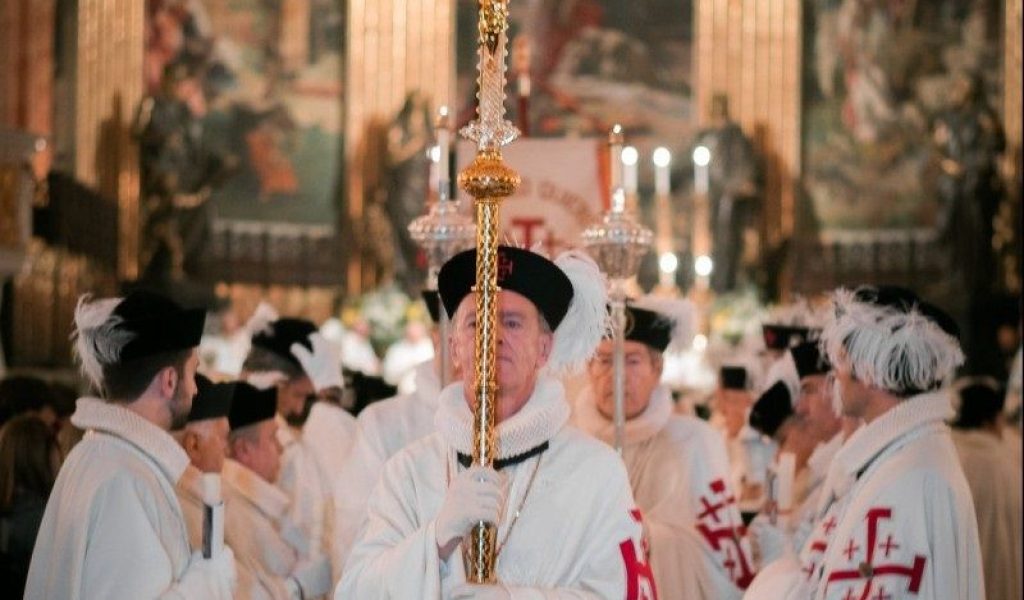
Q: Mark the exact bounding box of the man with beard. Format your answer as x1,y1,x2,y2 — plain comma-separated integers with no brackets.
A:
744,286,983,600
331,290,451,576
338,246,654,598
573,297,755,598
25,290,236,599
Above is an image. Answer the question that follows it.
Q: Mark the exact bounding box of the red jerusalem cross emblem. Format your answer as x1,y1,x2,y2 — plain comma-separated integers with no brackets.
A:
695,479,755,588
619,509,658,600
497,253,515,281
824,508,927,598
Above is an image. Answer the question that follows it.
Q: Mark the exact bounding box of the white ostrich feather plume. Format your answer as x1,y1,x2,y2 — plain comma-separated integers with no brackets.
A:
71,295,133,391
821,288,965,395
631,295,697,353
546,249,609,374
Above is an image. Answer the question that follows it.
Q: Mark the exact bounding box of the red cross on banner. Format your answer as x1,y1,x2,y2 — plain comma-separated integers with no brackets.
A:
823,516,838,535
824,507,927,597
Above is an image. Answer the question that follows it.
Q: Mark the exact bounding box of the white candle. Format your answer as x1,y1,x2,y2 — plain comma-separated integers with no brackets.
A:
622,146,639,196
653,147,671,197
609,124,623,195
692,145,710,196
437,106,451,198
776,451,796,512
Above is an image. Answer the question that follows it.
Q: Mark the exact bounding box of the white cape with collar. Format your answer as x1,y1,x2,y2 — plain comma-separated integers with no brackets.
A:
25,398,232,599
337,376,653,599
745,391,984,600
574,385,753,599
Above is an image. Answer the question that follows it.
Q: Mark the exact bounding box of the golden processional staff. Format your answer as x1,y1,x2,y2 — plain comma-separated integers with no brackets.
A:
582,125,653,453
456,0,521,584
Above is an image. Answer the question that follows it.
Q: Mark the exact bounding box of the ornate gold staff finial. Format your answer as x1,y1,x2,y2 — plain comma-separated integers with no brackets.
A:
457,0,521,585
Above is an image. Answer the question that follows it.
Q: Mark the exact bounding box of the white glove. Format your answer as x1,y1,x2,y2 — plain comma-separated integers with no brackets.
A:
749,513,792,566
291,332,344,392
171,548,237,600
435,466,505,549
449,582,512,600
290,554,332,599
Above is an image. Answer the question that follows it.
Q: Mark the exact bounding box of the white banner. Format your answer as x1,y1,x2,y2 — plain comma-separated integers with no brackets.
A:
457,138,605,257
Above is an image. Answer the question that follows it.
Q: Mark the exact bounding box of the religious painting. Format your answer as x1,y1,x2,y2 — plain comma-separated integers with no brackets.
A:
455,0,695,143
802,0,1004,233
143,0,344,227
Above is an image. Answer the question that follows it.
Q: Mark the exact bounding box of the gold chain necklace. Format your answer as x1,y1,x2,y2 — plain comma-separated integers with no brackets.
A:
446,451,545,560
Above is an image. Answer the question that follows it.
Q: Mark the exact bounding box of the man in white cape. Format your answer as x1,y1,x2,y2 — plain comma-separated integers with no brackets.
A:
242,318,353,557
25,290,236,599
573,297,755,599
331,290,447,576
174,373,233,550
222,380,332,599
744,285,984,600
338,246,656,599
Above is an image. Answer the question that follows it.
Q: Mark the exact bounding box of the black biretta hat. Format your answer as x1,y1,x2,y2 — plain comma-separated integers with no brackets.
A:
854,286,961,339
720,366,748,390
228,381,278,431
438,246,573,329
624,305,673,352
791,342,830,379
251,318,317,367
762,324,813,351
189,374,234,423
421,290,443,323
112,290,206,362
748,380,793,438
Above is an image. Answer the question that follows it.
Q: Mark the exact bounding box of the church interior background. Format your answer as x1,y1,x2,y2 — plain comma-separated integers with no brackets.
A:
0,0,1020,386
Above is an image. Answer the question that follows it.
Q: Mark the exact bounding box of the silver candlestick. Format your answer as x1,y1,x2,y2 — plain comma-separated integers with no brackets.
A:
408,110,475,388
581,126,652,453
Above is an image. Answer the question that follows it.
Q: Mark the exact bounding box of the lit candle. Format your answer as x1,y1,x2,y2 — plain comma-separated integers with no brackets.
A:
436,106,451,199
622,146,639,196
653,147,671,197
609,124,624,195
692,145,710,196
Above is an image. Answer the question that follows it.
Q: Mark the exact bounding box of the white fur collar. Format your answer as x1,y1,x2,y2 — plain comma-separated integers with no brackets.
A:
434,376,570,458
573,384,672,446
818,391,952,510
71,397,190,484
222,458,290,521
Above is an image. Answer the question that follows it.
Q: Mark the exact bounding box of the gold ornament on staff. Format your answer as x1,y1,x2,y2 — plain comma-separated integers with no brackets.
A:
456,0,521,584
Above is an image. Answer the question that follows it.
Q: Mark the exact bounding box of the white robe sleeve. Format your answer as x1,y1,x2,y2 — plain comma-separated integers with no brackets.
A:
335,453,445,599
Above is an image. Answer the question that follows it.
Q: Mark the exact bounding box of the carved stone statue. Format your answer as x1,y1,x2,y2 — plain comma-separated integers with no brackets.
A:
930,72,1005,292
689,94,762,293
134,59,235,285
382,90,433,295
